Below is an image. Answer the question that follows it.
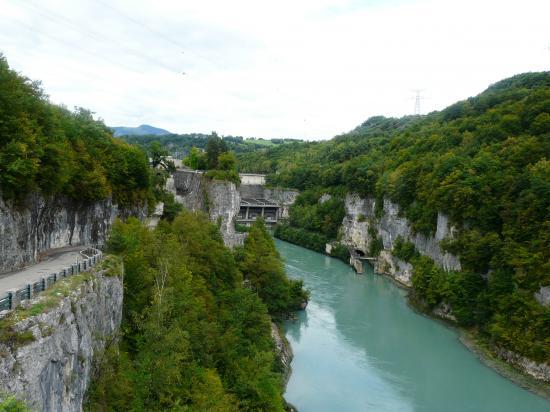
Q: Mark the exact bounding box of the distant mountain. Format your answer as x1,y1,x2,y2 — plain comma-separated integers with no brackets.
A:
111,124,171,137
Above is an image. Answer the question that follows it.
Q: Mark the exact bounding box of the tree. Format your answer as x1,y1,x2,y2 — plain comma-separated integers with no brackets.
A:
206,132,228,170
238,219,308,318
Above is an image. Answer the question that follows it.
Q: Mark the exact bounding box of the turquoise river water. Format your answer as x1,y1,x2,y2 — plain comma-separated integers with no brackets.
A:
278,240,549,412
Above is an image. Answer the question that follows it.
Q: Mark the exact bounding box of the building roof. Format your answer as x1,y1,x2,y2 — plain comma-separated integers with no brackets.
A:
240,198,278,207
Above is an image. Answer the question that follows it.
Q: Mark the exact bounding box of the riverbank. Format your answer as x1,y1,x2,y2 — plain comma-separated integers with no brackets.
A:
373,263,550,400
275,234,550,402
459,330,550,400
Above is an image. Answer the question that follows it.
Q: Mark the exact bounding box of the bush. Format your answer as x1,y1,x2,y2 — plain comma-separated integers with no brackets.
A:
393,236,418,262
274,224,329,253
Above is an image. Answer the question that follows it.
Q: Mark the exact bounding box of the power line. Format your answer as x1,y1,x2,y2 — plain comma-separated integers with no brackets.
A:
15,0,181,74
93,0,218,69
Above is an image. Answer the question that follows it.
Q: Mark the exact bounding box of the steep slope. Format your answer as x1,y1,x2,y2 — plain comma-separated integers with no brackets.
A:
240,72,550,376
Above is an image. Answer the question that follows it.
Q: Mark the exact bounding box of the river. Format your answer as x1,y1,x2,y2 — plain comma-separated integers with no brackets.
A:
278,240,549,412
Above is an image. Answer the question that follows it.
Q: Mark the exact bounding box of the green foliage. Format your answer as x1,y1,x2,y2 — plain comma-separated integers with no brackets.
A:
0,394,29,412
368,236,384,257
329,243,351,263
0,55,151,207
206,132,228,169
240,71,550,362
183,146,206,170
237,220,308,319
291,191,345,239
121,133,302,161
89,212,305,410
148,141,175,173
204,169,241,185
274,224,329,254
392,237,418,262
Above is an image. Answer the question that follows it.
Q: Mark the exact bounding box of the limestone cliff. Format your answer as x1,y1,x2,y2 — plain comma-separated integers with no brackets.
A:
169,171,246,247
340,193,549,383
0,192,146,274
263,188,299,219
341,194,460,286
0,272,123,412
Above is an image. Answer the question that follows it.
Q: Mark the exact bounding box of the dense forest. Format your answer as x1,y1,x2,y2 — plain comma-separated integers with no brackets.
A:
120,132,303,160
239,72,550,363
86,213,306,411
0,55,151,207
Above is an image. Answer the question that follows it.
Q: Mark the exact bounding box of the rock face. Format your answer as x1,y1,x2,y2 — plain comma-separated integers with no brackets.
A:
341,194,461,285
263,188,299,219
270,323,292,384
534,286,550,307
206,180,247,248
341,193,550,383
169,170,205,211
169,171,246,248
0,272,123,412
495,347,550,383
0,193,145,274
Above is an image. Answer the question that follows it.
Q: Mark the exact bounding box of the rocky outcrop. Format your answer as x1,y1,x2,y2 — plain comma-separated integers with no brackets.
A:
494,347,550,383
169,171,246,248
341,194,461,285
534,286,550,307
206,181,247,248
0,271,123,412
0,193,145,274
168,170,205,211
263,188,299,219
271,323,292,384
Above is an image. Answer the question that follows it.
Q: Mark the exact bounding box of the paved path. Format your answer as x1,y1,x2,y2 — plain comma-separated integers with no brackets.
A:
0,246,85,296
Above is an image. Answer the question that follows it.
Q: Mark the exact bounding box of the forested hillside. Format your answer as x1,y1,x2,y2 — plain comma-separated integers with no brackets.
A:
239,72,550,363
86,214,306,411
121,132,303,159
0,55,151,207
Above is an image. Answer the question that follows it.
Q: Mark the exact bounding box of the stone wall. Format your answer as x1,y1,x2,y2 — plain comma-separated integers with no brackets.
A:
0,193,145,274
0,272,123,411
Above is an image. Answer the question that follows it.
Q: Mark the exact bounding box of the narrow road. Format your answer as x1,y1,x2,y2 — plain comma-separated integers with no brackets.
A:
0,246,84,296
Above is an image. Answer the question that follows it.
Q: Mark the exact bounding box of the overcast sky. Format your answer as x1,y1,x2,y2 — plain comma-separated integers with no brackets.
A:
1,0,549,139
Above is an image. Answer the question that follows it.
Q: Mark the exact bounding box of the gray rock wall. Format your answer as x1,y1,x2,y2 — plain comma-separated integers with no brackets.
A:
169,170,205,211
0,193,144,274
341,193,549,382
206,181,247,248
263,188,299,219
341,194,461,285
0,272,123,411
170,171,246,248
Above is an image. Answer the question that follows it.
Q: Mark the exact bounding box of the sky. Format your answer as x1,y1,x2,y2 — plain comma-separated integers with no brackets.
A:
0,0,549,140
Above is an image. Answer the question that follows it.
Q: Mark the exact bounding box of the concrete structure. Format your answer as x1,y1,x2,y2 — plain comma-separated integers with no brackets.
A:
240,173,266,185
237,198,279,224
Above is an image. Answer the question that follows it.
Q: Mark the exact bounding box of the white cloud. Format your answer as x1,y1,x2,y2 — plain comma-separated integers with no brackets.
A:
0,0,548,139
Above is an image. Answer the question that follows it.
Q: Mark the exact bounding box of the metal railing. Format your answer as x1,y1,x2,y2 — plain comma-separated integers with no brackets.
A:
0,247,103,314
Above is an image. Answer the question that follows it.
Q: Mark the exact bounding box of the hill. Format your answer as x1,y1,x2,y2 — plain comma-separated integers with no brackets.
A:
120,132,303,158
239,71,550,364
111,124,171,137
0,55,151,207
